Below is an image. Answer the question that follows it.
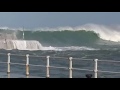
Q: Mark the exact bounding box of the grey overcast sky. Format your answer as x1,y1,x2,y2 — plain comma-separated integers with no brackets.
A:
0,12,120,29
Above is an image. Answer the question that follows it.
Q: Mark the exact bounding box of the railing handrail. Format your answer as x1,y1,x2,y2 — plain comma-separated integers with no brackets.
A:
0,53,120,78
1,52,120,62
0,52,120,62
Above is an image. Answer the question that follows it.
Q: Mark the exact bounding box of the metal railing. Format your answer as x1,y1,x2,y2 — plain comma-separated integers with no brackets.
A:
0,53,120,78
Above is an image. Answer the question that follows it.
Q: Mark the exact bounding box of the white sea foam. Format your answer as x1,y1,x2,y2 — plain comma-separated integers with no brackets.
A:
41,46,99,51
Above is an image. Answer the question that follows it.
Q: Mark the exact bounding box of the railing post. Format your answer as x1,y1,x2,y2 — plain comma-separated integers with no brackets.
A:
7,73,10,78
46,56,50,78
26,54,29,76
7,53,10,74
94,59,98,78
69,57,73,78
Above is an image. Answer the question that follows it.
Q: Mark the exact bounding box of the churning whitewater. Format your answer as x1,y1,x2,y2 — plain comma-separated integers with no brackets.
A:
0,24,120,51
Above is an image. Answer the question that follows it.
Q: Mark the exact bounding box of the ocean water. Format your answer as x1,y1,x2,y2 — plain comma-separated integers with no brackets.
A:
0,24,120,78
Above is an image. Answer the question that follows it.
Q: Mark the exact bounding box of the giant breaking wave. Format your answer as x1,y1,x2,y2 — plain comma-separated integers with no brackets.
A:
0,24,120,51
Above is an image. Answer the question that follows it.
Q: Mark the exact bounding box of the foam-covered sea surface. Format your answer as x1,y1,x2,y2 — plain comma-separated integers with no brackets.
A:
0,24,120,78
